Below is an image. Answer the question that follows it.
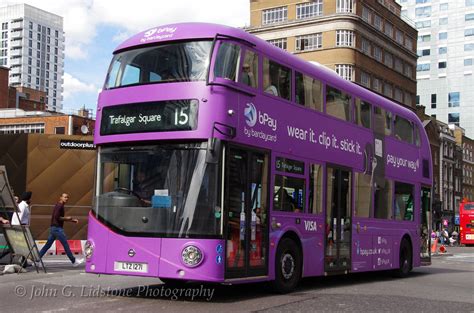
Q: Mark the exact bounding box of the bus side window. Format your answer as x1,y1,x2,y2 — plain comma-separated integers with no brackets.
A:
385,110,393,136
309,164,323,214
415,125,421,147
355,98,372,129
239,50,259,88
214,42,241,82
263,58,291,101
273,175,305,213
394,182,414,221
295,71,323,112
374,179,393,219
326,85,351,121
355,172,371,218
394,115,414,144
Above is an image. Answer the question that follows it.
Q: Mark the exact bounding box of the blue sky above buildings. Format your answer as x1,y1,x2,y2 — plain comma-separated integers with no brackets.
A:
1,0,250,113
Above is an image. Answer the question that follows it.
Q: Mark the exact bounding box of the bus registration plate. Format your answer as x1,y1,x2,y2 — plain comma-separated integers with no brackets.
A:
114,261,148,273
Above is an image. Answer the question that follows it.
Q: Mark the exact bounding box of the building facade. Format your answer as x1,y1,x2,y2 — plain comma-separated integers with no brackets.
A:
398,0,474,138
0,4,65,111
462,135,474,201
248,0,418,107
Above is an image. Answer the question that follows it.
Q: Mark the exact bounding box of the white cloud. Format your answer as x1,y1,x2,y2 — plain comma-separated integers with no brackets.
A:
1,0,249,59
63,72,98,100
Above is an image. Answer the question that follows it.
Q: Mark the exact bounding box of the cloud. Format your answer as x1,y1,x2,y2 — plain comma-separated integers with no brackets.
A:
63,72,98,100
1,0,249,59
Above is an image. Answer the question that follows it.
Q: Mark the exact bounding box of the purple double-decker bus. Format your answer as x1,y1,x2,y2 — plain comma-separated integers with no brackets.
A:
85,22,432,293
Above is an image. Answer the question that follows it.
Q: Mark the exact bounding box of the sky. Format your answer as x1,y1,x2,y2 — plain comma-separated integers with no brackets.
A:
0,0,250,113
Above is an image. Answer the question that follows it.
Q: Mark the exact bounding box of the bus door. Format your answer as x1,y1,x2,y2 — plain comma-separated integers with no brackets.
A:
420,186,431,263
325,166,352,273
225,146,269,278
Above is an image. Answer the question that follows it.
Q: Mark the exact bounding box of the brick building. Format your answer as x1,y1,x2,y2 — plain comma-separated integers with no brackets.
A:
1,66,46,111
247,0,418,108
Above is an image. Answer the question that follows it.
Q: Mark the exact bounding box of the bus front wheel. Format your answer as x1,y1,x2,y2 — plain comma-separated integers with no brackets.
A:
394,239,412,278
272,238,302,293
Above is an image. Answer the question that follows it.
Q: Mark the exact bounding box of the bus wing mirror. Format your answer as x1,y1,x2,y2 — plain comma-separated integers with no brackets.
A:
206,138,222,164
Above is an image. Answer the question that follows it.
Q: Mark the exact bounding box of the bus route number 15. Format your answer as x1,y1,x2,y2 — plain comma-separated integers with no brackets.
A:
174,107,189,126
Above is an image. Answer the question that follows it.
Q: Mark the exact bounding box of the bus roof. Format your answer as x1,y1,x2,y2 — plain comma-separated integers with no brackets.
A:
114,22,419,127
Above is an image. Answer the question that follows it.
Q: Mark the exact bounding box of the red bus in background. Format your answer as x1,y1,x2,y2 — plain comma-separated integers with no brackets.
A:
459,201,474,246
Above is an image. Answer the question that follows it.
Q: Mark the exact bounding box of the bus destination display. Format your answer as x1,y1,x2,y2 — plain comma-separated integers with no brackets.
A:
100,99,198,135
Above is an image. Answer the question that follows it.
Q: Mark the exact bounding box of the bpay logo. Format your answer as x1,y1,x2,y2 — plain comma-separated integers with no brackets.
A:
244,103,257,127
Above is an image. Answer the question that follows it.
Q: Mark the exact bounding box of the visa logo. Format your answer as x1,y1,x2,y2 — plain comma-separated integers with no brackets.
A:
304,220,317,232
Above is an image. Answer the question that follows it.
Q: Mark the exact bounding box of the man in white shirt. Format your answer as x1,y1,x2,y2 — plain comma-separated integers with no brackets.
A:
11,191,32,226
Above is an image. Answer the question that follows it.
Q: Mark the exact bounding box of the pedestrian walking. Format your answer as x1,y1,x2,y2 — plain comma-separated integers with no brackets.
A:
38,193,84,267
11,191,32,226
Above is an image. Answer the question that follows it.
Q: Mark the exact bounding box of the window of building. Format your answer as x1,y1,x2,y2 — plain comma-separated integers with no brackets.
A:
309,164,323,214
263,58,291,100
439,17,448,26
335,64,353,81
439,46,447,54
394,116,413,144
416,0,431,3
417,48,430,57
394,88,403,102
374,14,383,31
336,0,354,13
466,13,474,21
384,82,392,97
394,182,414,221
405,65,413,78
0,123,45,134
438,61,447,69
355,173,372,218
431,94,437,108
465,43,474,51
417,63,430,71
374,180,393,219
439,32,448,40
273,175,305,212
296,1,323,19
405,37,413,50
448,113,460,126
374,45,382,61
262,6,288,25
416,6,432,18
465,28,474,37
336,30,354,47
295,72,323,111
361,38,371,54
326,86,351,121
418,34,431,42
465,58,473,66
395,29,404,45
394,58,403,73
416,20,431,29
373,77,381,92
448,92,460,107
360,71,370,87
55,127,65,134
355,98,371,129
295,33,321,51
362,6,371,22
268,38,287,50
384,52,393,68
466,0,474,6
384,22,393,37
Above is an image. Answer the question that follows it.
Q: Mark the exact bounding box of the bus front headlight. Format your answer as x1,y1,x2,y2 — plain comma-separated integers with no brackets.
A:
181,245,203,267
84,240,94,259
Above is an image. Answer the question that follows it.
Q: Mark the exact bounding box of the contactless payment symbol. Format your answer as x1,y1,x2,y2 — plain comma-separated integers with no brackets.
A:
244,103,257,127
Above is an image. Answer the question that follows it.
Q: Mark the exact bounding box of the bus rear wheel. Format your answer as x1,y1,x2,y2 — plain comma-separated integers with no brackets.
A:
272,238,302,293
394,239,412,278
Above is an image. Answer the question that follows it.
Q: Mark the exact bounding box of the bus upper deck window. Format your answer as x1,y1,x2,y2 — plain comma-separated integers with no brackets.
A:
326,86,351,122
263,58,291,101
295,72,322,112
214,42,241,82
355,98,371,129
394,116,414,144
239,50,259,88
